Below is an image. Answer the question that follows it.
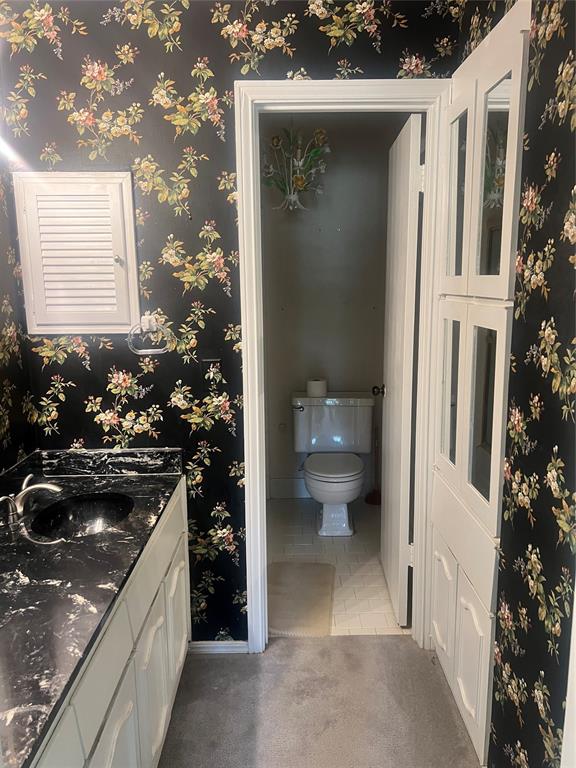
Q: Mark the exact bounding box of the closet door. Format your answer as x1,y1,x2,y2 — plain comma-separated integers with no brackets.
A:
467,21,529,300
453,572,494,761
429,2,530,764
440,91,476,297
460,303,512,536
431,529,458,681
436,299,467,487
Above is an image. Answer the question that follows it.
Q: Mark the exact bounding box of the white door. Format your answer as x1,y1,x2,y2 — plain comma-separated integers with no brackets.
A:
430,2,530,764
380,114,422,626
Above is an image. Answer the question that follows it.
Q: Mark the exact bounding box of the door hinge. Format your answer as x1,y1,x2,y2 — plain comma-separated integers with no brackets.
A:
420,165,425,193
408,542,415,567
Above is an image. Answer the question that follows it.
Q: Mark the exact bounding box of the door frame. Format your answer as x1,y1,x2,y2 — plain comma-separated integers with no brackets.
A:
234,79,450,653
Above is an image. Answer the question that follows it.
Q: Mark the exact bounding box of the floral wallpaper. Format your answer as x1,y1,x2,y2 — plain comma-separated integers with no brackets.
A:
0,1,573,764
0,0,464,640
0,85,35,469
488,1,575,766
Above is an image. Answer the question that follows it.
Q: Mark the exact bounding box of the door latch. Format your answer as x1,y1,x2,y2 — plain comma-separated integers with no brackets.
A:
372,385,386,397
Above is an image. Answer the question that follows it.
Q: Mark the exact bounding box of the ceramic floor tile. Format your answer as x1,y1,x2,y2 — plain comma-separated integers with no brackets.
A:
333,586,357,600
267,498,409,641
360,612,399,629
343,597,376,614
354,586,390,600
332,613,362,630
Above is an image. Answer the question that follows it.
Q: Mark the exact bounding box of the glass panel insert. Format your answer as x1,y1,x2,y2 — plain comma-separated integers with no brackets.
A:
470,326,497,500
447,112,467,277
441,318,460,464
478,75,510,276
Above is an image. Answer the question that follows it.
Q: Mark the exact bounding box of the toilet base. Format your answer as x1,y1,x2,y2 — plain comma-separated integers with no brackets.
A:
318,503,354,537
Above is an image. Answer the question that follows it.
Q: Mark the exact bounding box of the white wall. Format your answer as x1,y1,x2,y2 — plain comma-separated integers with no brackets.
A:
261,113,408,496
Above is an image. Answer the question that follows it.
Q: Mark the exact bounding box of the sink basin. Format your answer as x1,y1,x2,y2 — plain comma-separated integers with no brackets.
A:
29,492,134,540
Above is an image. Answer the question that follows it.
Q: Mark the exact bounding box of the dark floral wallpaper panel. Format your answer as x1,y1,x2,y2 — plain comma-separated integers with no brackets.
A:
489,2,575,766
0,2,574,766
0,0,470,639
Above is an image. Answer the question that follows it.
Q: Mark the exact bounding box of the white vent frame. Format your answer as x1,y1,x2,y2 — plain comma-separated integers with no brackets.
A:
13,171,140,335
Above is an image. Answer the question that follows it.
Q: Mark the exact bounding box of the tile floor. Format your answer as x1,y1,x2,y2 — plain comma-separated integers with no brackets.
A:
267,497,410,636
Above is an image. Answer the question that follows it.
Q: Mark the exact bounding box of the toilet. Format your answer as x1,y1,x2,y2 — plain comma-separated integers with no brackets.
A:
292,392,374,536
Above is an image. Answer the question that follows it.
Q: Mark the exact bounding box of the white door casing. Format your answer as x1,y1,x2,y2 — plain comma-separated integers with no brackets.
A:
235,79,451,653
380,114,422,627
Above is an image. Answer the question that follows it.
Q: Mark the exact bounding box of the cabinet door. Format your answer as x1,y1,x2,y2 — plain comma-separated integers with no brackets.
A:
89,660,141,768
36,706,84,768
165,535,190,692
453,571,494,763
135,588,170,768
430,529,458,682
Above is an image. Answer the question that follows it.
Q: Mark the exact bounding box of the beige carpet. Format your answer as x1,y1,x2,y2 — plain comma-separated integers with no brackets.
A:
268,561,335,637
159,637,480,768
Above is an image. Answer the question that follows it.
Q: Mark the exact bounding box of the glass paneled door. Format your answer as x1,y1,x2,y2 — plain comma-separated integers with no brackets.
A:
429,1,530,764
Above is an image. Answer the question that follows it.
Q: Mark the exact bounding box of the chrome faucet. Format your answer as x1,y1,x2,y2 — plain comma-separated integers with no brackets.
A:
1,474,63,543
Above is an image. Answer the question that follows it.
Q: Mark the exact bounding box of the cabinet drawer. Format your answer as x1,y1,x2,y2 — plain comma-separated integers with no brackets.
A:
125,489,184,641
72,601,133,757
36,706,84,768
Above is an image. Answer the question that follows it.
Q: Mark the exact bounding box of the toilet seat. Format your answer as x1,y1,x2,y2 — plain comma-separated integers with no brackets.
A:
304,453,364,482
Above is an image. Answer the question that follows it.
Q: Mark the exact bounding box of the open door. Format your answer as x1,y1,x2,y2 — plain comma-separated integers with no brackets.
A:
429,2,529,762
379,114,422,627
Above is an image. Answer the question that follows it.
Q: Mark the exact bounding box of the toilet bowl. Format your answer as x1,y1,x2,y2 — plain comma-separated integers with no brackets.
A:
303,453,364,536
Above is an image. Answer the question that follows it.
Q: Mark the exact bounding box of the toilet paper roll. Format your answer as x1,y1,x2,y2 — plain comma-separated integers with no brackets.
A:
306,379,327,397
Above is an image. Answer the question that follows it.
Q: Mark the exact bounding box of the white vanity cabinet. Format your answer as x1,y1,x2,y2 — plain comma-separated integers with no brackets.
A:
34,477,190,768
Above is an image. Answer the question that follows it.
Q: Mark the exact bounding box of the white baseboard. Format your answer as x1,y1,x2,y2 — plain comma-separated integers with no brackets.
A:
269,477,310,499
188,640,249,654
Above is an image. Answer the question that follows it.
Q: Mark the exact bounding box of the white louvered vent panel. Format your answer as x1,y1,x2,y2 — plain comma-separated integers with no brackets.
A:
37,194,118,312
13,173,140,334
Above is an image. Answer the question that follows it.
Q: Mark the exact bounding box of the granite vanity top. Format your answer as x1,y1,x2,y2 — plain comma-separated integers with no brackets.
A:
0,449,183,768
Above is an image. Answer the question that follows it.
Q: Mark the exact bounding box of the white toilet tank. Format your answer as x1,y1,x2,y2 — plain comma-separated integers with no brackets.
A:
292,393,374,453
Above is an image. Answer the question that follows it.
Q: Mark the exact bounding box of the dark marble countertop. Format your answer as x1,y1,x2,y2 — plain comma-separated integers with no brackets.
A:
0,449,183,768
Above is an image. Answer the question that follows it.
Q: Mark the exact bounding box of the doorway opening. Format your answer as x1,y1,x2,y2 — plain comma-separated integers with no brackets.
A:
234,78,449,657
259,110,419,639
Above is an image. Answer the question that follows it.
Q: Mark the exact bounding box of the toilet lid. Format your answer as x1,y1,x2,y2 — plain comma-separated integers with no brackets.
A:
304,453,364,480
